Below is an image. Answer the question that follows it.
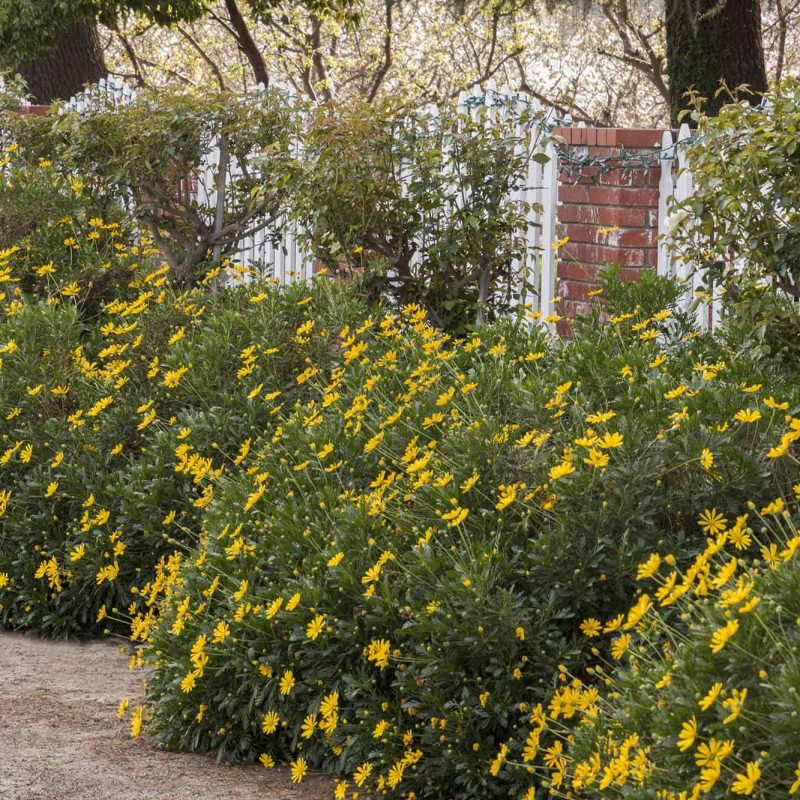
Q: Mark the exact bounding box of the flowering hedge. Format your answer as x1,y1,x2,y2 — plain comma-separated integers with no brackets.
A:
0,218,367,635
120,271,800,799
4,85,800,800
531,501,800,800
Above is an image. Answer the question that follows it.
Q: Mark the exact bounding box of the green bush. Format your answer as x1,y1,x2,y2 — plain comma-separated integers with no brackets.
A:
294,98,547,333
5,88,551,328
672,79,800,306
52,88,301,285
0,228,370,636
534,501,800,800
133,270,800,799
0,112,134,310
714,283,800,369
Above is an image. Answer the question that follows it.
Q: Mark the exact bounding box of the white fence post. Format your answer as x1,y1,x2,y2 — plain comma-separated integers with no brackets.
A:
673,122,707,327
658,123,711,326
539,137,559,325
657,129,675,277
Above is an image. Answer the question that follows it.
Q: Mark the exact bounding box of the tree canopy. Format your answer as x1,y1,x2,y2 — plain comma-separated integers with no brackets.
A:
1,0,796,121
0,1,210,70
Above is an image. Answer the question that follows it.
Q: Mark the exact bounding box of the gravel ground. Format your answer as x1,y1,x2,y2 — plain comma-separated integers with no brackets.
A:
0,631,328,800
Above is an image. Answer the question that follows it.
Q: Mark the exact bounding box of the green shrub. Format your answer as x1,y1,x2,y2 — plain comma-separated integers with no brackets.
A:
672,79,800,305
714,283,800,369
5,88,549,328
533,501,800,800
0,228,370,636
0,113,134,310
133,271,800,799
52,89,301,285
294,98,547,333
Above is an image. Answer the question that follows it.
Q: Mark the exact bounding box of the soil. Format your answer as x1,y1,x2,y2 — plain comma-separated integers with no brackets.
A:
0,631,328,800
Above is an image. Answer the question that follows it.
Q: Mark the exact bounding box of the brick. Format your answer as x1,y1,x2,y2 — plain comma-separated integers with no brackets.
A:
617,229,657,247
563,242,646,267
590,168,652,188
589,207,646,227
561,242,600,264
559,223,656,250
559,165,600,184
568,299,593,315
556,204,587,224
557,261,602,282
606,129,666,148
603,207,647,227
558,185,592,204
553,127,580,144
16,105,50,116
556,320,572,337
583,186,660,207
554,127,672,149
557,279,597,302
618,267,644,282
580,187,619,206
561,299,594,320
616,187,660,206
551,127,668,299
560,223,598,243
590,146,625,158
617,249,647,267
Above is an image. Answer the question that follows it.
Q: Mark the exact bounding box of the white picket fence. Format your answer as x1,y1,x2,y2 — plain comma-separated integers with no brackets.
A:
194,84,317,288
55,76,561,320
61,75,137,112
46,75,724,326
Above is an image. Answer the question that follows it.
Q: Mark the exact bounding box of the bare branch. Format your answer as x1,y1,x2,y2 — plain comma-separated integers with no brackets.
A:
309,16,335,103
600,1,669,102
112,27,147,87
134,58,194,86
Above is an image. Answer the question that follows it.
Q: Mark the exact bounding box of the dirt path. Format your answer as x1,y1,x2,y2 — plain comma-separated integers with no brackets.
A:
0,631,328,800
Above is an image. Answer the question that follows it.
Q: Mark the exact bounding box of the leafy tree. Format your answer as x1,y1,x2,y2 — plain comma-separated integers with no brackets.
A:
0,0,323,102
0,1,208,102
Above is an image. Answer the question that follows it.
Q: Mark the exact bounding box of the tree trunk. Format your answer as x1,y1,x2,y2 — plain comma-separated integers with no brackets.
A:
665,0,767,123
17,20,107,104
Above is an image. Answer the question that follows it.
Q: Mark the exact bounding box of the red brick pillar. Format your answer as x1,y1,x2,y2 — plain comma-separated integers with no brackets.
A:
553,128,666,326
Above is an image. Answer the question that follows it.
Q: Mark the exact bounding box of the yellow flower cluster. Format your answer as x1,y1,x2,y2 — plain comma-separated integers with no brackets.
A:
544,501,800,800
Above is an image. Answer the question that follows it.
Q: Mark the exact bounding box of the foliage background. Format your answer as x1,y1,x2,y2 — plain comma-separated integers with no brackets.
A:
99,0,800,127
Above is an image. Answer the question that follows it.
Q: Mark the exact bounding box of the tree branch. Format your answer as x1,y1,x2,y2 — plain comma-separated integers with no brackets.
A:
176,26,228,91
366,0,396,102
309,15,335,103
224,0,270,86
112,27,147,87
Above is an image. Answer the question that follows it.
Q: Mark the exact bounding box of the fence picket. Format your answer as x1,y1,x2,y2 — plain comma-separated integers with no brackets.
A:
657,130,674,277
539,138,559,326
